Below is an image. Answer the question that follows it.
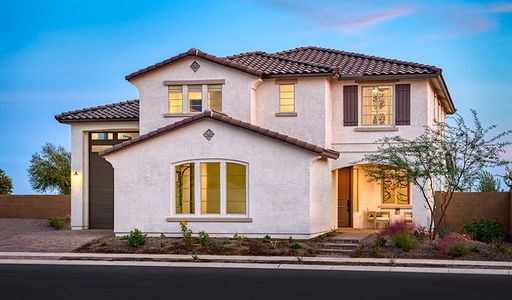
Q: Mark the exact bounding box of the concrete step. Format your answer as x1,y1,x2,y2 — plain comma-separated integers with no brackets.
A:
317,248,353,256
328,238,361,244
321,243,359,250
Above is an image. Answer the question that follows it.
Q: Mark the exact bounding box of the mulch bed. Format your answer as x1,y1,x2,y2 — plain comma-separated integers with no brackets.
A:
74,235,329,257
352,233,512,261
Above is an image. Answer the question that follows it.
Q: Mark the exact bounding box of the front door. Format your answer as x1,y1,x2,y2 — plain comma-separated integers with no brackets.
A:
338,167,351,227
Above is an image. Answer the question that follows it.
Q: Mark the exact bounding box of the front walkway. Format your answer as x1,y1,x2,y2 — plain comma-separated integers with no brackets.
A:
0,219,112,252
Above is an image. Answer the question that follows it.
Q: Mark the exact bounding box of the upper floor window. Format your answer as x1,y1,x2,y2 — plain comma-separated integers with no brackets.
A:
207,85,222,111
168,86,183,113
362,86,393,126
174,160,247,216
188,85,203,112
279,84,295,113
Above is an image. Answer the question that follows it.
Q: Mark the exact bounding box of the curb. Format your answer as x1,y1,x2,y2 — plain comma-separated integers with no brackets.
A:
0,252,511,275
0,259,510,275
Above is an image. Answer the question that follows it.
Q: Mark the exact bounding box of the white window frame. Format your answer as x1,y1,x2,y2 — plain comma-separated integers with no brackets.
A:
360,84,395,127
170,159,249,218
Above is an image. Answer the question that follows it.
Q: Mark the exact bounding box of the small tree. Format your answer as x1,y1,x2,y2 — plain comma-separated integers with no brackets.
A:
0,168,13,194
361,110,511,239
503,167,512,191
28,144,71,194
477,171,503,192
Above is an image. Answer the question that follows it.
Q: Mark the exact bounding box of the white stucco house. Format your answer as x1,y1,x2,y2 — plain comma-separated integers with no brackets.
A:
56,46,455,238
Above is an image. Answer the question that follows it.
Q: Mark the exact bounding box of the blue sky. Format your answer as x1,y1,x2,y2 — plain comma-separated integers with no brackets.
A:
1,0,511,193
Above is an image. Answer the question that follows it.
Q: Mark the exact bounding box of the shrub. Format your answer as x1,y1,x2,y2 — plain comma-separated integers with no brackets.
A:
48,217,67,230
461,218,502,243
262,234,272,243
436,232,468,256
288,236,294,243
291,242,302,251
198,231,209,247
382,220,411,237
374,236,387,247
123,229,147,247
180,220,193,245
392,233,416,252
438,227,450,239
447,243,470,258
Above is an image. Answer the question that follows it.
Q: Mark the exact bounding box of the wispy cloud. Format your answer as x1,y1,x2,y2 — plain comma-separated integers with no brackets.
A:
490,3,512,12
260,0,415,35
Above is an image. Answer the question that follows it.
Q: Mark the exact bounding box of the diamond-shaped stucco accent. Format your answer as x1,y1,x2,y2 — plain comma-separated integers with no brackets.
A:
203,128,215,141
190,61,200,72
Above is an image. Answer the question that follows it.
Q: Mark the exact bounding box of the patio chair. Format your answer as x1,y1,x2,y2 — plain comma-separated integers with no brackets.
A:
367,210,391,229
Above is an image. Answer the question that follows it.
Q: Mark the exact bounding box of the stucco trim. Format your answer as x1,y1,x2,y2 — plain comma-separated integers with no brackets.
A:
354,127,399,132
164,112,202,118
166,217,253,223
163,79,225,85
275,112,298,117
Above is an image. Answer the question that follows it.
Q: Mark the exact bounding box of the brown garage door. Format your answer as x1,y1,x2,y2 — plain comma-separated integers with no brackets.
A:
89,132,138,229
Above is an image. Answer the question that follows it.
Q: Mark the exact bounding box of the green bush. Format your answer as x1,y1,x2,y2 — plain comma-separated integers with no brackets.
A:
438,227,450,239
123,229,147,247
262,235,272,243
461,218,502,243
48,217,67,230
198,231,209,247
392,233,416,252
447,243,470,257
291,242,302,250
180,221,193,245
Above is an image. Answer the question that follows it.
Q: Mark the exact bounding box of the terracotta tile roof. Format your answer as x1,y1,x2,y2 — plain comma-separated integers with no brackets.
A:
275,46,440,77
125,48,263,81
225,51,336,76
100,109,340,159
55,99,139,123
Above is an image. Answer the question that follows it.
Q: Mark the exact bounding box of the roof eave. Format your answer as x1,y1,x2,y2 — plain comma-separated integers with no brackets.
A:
55,117,139,124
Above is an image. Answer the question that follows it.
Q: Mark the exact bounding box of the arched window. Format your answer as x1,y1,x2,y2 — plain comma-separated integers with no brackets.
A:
174,161,247,216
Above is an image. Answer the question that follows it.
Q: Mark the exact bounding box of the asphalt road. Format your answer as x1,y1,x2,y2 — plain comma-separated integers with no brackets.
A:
0,264,510,300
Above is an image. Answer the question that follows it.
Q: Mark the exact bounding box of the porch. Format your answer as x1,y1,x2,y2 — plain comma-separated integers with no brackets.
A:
336,165,414,229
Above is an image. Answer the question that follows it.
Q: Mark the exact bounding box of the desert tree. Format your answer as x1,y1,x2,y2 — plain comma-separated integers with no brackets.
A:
28,143,71,195
0,168,13,194
477,170,503,192
360,110,511,239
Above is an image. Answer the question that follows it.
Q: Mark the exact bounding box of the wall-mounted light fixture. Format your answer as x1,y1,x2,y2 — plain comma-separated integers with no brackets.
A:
73,171,79,176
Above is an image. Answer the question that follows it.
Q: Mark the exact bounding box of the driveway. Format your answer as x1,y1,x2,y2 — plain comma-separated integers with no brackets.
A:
0,219,112,252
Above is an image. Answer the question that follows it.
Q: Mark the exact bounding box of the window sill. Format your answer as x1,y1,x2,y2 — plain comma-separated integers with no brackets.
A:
166,217,253,223
378,205,412,209
354,126,399,132
164,112,201,118
275,112,298,117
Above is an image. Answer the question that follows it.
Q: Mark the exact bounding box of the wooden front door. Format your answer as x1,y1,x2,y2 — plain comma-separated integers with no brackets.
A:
338,167,351,227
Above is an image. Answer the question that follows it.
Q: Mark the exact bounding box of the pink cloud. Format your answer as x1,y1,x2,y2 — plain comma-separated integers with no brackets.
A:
338,7,415,34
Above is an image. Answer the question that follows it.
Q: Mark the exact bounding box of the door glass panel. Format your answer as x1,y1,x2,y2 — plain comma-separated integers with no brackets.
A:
91,145,113,152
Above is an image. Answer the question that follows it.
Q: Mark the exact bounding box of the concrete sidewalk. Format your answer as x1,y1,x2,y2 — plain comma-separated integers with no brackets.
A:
0,251,511,275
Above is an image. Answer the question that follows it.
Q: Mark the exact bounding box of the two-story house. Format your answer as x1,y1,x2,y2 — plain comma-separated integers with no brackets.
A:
56,46,455,238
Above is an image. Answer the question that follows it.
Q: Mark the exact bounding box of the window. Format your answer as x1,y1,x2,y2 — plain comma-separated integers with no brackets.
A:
91,133,113,140
175,163,195,214
382,170,410,205
207,85,222,111
226,162,247,214
279,84,295,112
188,85,203,112
168,86,183,113
174,161,247,216
91,145,112,152
362,86,393,126
201,162,220,214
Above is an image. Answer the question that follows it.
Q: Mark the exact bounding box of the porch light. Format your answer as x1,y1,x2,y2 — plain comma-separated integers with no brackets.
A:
73,171,78,177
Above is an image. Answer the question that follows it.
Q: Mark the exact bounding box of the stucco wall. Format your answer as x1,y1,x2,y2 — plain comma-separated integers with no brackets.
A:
255,78,329,147
69,121,139,229
309,158,336,234
130,57,259,134
104,118,328,238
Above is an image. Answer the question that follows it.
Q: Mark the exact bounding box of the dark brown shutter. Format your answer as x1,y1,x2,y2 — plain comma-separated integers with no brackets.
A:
343,85,358,126
395,84,411,125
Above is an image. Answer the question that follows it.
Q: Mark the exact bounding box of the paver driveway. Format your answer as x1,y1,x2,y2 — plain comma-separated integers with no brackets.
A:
0,219,112,252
